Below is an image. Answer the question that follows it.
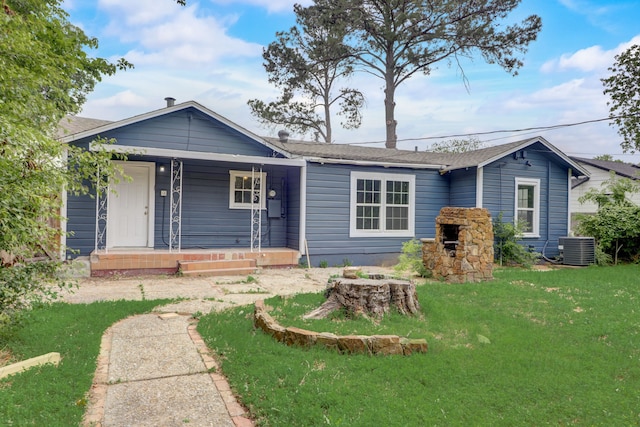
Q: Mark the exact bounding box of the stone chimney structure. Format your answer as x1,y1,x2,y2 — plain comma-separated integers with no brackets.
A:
422,207,494,283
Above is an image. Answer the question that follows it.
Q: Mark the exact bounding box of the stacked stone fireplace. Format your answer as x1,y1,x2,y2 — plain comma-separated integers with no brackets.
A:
422,207,494,283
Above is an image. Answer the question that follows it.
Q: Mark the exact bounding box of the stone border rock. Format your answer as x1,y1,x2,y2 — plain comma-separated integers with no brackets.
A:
253,300,428,356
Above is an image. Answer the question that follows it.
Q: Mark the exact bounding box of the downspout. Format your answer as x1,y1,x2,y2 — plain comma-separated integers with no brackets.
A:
542,161,559,263
567,168,572,235
60,147,68,261
476,166,484,208
299,163,308,257
547,161,551,242
499,164,503,210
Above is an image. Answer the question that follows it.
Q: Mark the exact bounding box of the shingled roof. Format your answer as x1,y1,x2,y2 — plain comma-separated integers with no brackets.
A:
265,138,452,168
57,109,587,176
570,157,640,180
57,116,113,139
267,136,588,175
265,137,533,169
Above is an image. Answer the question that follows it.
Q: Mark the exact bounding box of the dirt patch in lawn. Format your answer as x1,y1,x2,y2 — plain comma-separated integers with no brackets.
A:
59,266,396,312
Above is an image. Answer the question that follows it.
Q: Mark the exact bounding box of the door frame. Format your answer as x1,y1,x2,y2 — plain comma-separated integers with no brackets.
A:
107,161,156,249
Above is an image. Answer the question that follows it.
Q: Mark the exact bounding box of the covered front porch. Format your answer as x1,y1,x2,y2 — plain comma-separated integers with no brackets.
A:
89,247,300,277
81,145,306,277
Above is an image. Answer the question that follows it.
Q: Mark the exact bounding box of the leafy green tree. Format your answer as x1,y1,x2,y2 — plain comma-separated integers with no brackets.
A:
329,0,541,148
248,2,364,143
0,0,133,325
430,137,483,153
602,44,640,154
577,205,640,265
576,171,640,264
593,154,614,161
578,171,639,208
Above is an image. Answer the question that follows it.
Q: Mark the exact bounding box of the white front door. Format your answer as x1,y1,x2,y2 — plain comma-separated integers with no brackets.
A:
107,163,154,248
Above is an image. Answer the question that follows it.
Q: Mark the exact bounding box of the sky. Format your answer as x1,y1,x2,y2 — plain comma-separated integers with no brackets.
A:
63,0,640,162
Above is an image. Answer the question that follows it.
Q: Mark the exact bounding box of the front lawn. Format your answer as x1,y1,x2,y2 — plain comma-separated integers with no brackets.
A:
197,265,640,426
0,300,168,425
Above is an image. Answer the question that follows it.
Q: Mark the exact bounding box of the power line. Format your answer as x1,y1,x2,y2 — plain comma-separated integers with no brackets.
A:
346,114,631,146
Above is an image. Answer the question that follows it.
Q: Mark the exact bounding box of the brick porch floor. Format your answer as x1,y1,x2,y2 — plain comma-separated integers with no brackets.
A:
89,248,300,277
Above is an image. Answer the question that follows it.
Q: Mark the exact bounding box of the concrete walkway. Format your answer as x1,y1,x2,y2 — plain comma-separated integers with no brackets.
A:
83,311,253,427
71,267,395,426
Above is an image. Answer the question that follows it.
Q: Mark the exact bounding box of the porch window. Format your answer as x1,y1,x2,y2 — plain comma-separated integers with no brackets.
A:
229,170,266,209
350,172,415,237
515,177,540,237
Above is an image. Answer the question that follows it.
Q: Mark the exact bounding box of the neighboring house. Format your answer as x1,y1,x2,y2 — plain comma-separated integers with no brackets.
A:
58,100,589,275
570,157,640,228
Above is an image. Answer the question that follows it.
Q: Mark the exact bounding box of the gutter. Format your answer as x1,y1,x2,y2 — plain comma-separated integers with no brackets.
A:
304,156,445,170
89,143,307,167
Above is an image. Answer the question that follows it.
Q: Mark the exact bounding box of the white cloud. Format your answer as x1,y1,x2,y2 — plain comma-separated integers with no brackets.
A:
557,0,623,33
98,0,180,26
89,90,149,109
97,3,261,68
541,34,640,73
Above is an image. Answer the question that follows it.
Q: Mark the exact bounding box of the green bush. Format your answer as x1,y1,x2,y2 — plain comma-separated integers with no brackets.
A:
575,171,640,264
0,261,73,328
493,213,539,267
395,238,430,277
576,205,640,264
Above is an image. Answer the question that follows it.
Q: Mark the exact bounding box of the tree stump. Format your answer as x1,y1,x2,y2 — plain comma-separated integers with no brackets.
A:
303,277,421,319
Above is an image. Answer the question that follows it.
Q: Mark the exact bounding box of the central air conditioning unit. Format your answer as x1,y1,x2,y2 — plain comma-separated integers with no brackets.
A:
558,237,596,266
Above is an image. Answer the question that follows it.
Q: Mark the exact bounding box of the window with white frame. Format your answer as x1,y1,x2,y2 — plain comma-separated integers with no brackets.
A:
515,177,540,237
229,170,266,209
350,172,415,237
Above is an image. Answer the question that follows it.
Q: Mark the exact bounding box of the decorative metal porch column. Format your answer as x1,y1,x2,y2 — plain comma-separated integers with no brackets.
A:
94,166,109,253
169,159,183,252
250,166,262,252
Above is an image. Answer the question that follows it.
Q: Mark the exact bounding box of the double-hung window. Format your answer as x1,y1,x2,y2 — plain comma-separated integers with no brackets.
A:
515,177,540,237
229,170,266,209
350,172,415,237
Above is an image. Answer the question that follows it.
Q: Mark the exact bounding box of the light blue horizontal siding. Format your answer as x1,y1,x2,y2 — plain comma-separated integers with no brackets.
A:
482,142,570,258
153,161,290,249
285,168,301,250
65,189,97,257
449,168,476,207
303,163,448,266
81,109,278,157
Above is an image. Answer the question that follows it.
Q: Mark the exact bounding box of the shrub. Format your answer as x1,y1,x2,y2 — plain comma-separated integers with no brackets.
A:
575,171,640,264
576,205,640,264
395,238,431,277
493,213,539,267
0,261,73,328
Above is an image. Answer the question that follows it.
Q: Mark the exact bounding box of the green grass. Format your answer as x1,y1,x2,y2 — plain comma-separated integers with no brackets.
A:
0,299,169,426
197,265,640,426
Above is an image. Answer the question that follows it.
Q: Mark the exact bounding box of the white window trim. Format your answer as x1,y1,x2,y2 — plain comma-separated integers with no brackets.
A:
349,171,415,238
229,170,267,210
515,177,540,238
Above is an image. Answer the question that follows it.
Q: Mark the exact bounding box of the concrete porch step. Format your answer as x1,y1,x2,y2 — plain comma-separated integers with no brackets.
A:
180,267,258,277
178,259,257,277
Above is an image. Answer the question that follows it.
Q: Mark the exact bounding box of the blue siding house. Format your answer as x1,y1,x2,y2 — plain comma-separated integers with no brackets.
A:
58,101,589,275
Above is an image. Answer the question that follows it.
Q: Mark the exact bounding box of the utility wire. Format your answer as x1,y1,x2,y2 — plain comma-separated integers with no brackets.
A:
345,114,634,146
